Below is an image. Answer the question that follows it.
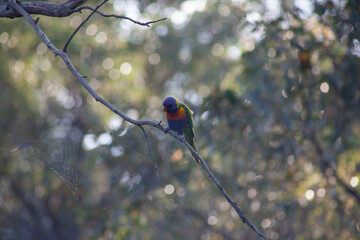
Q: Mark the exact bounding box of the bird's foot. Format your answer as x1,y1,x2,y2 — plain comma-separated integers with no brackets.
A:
164,127,171,134
178,133,186,142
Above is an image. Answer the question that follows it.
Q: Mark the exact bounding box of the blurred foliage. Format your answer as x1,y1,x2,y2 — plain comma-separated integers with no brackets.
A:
1,0,360,239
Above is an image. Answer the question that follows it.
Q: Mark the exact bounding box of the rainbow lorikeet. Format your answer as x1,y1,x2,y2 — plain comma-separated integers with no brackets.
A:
162,97,200,167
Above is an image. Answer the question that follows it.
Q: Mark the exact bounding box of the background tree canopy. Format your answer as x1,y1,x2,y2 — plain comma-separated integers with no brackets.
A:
1,0,360,239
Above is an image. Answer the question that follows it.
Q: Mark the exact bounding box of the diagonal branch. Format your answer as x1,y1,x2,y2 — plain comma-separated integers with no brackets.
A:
62,0,108,52
73,6,167,27
7,1,267,239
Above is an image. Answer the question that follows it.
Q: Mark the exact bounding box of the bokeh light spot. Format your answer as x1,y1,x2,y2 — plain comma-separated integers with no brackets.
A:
103,58,114,70
14,60,25,73
198,85,210,97
178,47,192,63
219,201,230,211
108,115,123,131
82,134,98,151
109,69,120,80
207,216,217,225
171,149,183,162
316,188,326,198
227,46,241,60
244,40,255,51
305,189,315,201
97,132,113,145
111,146,124,157
246,12,261,23
197,31,212,44
181,0,206,15
320,82,329,93
86,24,98,36
247,188,257,199
350,176,359,187
170,10,188,27
164,184,175,195
37,43,47,55
95,32,107,44
211,43,224,56
155,25,168,36
120,62,132,75
267,192,277,201
261,219,271,228
251,200,261,212
0,32,9,44
40,59,51,71
70,16,82,28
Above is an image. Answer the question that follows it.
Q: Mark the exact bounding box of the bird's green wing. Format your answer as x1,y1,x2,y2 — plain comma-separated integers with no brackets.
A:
179,102,199,166
179,102,195,136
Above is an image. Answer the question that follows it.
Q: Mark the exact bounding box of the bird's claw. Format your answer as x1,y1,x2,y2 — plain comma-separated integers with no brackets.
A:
164,127,171,134
178,133,186,142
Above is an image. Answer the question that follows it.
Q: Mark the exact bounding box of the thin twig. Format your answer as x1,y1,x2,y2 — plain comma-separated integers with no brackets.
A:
63,0,108,52
139,125,159,179
73,6,167,27
7,1,267,239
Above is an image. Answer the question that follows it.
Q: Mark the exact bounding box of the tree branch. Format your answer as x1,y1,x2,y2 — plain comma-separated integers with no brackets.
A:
0,0,167,28
0,0,87,18
73,6,167,27
6,1,267,239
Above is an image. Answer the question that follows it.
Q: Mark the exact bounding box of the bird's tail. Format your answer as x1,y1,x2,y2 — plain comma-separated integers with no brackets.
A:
186,136,201,168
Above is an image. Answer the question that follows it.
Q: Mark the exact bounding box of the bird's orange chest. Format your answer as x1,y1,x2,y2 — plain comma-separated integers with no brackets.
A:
166,107,186,120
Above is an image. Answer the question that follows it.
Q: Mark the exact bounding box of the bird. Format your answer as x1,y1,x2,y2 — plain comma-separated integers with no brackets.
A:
162,97,200,167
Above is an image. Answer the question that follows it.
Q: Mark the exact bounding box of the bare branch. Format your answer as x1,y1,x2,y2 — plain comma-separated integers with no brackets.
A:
0,0,87,18
73,6,167,27
7,1,267,239
63,0,108,52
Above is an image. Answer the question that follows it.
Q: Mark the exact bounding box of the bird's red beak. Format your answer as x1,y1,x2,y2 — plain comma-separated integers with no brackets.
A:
163,107,167,112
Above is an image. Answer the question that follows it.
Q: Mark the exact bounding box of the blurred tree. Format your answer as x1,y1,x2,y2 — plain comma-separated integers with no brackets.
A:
0,0,359,239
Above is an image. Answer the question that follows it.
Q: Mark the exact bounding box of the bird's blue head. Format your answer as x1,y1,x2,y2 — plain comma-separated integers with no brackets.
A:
163,97,179,113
